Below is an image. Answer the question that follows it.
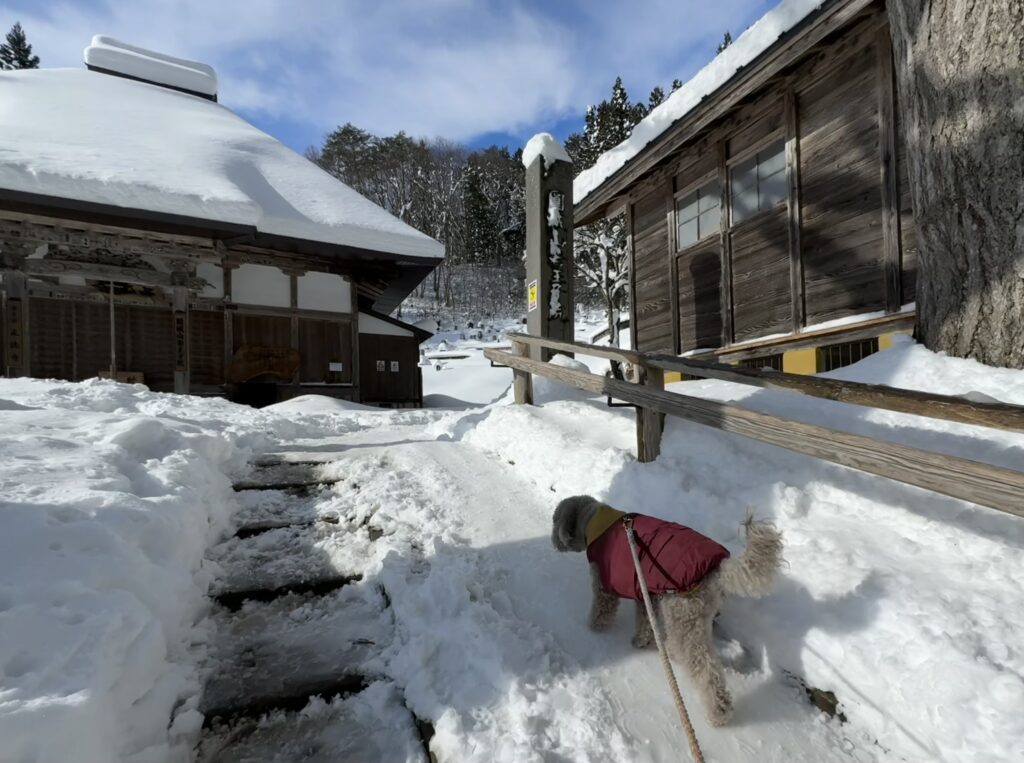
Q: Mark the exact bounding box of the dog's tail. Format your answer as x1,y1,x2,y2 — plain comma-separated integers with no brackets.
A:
716,514,783,598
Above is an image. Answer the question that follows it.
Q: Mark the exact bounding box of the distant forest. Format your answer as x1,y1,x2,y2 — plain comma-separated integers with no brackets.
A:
306,76,686,327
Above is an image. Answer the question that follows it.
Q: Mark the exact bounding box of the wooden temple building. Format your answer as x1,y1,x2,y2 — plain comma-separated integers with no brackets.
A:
0,38,440,407
574,0,917,375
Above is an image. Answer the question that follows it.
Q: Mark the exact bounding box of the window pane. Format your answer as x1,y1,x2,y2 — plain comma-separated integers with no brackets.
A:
698,206,720,239
731,182,758,224
759,170,787,210
758,142,786,180
677,217,699,247
698,180,721,212
676,192,698,224
732,156,757,191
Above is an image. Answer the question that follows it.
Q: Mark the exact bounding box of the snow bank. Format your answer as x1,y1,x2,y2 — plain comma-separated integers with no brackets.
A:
574,0,824,203
0,379,271,763
0,68,443,261
522,132,570,169
464,336,1024,762
84,36,217,98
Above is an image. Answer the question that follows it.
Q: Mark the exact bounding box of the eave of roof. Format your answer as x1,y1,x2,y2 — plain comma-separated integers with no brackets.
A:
573,0,872,225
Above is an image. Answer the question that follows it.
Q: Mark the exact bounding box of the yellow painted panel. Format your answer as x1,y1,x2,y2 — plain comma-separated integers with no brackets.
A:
783,347,821,375
664,371,684,383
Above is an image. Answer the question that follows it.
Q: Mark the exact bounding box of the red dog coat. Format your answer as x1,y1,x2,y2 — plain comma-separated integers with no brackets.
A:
585,506,729,599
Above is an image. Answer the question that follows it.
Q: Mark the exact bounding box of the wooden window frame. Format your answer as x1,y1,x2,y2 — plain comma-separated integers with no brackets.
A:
672,171,722,253
726,135,787,228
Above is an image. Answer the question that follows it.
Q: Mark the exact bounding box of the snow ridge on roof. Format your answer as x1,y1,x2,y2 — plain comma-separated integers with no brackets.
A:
84,36,218,98
573,0,825,205
0,68,444,260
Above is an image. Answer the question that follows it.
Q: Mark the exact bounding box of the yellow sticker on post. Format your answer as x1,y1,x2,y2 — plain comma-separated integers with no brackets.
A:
528,280,538,312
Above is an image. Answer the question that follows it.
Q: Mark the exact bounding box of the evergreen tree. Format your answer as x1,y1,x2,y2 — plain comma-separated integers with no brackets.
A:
716,31,733,54
671,78,683,92
648,85,666,111
0,22,40,70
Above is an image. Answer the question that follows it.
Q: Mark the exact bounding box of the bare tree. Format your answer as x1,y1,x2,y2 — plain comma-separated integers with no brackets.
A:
888,0,1024,368
575,217,630,347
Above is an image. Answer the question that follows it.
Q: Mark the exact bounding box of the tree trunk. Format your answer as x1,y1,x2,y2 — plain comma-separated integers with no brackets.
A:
888,0,1024,368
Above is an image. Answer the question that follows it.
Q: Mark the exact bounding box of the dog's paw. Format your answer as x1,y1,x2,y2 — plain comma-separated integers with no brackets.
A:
707,698,734,727
631,632,653,649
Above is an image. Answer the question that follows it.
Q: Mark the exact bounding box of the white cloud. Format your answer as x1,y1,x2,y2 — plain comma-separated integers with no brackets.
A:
3,0,770,144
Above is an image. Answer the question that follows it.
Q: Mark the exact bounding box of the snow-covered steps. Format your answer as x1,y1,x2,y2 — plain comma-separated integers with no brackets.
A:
201,586,390,721
197,682,428,763
209,522,376,601
232,461,348,492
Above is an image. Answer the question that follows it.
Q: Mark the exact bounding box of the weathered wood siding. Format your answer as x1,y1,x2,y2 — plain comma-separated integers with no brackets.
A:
190,309,225,387
232,313,291,352
729,209,792,341
631,189,672,352
798,44,886,326
359,334,420,403
676,240,722,350
298,318,353,384
895,95,918,304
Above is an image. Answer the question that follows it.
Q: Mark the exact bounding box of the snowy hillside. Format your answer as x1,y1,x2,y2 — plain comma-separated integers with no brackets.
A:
1,334,1022,762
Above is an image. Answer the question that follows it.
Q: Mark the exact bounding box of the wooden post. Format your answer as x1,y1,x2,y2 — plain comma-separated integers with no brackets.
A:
512,338,533,405
524,135,574,361
784,87,805,333
172,285,190,394
876,27,902,314
716,140,734,346
3,270,28,377
636,364,665,462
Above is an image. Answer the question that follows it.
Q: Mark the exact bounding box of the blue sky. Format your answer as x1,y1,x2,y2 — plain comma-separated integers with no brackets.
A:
7,0,776,154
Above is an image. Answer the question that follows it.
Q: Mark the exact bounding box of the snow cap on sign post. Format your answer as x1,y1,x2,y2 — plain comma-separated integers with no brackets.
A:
522,132,571,171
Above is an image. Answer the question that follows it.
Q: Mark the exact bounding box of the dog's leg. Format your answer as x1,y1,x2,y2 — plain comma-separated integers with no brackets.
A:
663,595,733,726
632,600,654,648
589,563,620,631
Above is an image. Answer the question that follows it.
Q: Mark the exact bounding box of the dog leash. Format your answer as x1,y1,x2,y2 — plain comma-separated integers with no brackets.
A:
623,515,707,763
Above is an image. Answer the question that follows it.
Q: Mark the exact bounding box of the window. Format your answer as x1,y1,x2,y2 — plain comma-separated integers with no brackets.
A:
675,179,721,249
730,140,786,224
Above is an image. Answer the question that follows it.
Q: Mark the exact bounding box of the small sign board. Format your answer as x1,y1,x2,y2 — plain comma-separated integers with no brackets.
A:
329,362,344,372
528,280,538,312
376,360,386,372
390,361,400,373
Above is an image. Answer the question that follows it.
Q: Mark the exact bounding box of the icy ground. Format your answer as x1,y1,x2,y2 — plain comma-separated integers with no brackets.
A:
2,333,1023,762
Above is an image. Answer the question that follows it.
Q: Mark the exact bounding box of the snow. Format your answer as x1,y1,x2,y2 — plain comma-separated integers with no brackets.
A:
522,132,571,169
4,330,1024,762
0,67,443,261
574,0,825,204
83,36,217,98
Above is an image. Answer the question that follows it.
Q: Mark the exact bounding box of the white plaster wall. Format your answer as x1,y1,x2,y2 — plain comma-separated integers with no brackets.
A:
358,312,413,337
232,263,290,307
196,262,224,298
297,272,351,313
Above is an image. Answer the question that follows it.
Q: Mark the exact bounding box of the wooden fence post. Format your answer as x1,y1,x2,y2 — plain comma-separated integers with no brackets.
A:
636,364,664,462
512,339,533,405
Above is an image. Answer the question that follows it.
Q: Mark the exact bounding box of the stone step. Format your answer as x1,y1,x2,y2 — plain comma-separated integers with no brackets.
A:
201,585,391,721
209,523,374,597
197,681,427,763
233,487,352,532
232,461,346,492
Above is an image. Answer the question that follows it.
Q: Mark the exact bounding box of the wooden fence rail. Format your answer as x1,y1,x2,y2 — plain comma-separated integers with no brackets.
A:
484,335,1024,520
505,333,1024,433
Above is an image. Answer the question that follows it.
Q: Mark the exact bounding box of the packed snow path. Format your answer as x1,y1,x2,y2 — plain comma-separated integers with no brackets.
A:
195,423,879,762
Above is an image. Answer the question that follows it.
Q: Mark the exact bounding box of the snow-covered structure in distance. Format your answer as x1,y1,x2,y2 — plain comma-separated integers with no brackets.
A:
0,38,440,407
573,0,919,377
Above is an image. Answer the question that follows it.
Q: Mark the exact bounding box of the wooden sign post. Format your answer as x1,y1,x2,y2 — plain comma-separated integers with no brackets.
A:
524,134,574,361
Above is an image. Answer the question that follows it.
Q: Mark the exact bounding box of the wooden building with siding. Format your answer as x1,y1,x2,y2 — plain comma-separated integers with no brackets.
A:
0,39,440,407
574,0,917,375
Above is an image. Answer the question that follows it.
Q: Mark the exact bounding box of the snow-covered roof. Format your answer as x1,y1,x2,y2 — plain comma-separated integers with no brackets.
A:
574,0,825,206
0,67,444,261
